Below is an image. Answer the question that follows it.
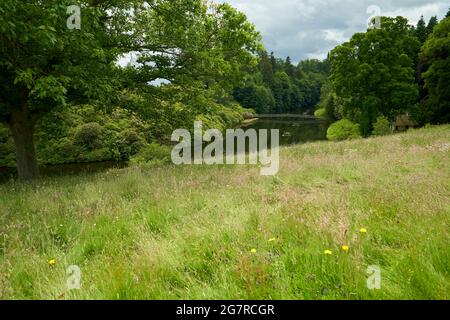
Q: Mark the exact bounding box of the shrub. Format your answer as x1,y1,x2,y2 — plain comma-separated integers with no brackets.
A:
314,108,327,119
130,143,172,165
73,123,105,150
372,116,392,136
327,119,361,141
114,129,146,161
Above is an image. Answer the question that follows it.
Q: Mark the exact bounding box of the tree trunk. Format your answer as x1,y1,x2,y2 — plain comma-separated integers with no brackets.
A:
9,105,39,180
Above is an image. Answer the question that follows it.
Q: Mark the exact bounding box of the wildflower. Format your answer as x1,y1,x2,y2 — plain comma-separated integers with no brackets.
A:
48,259,56,266
268,238,277,242
359,228,368,233
250,248,257,254
324,250,333,255
341,245,349,252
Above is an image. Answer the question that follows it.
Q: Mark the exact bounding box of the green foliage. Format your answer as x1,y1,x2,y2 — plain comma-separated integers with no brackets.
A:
0,0,121,114
330,17,420,135
233,82,274,114
316,81,341,121
427,16,438,35
327,119,361,141
416,16,428,43
31,105,152,165
130,143,172,165
272,72,293,112
419,17,450,124
233,52,330,115
372,116,392,136
74,123,105,150
314,108,327,119
0,0,262,179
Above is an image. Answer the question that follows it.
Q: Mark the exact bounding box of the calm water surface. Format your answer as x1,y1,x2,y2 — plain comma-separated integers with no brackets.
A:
0,117,328,181
241,117,328,146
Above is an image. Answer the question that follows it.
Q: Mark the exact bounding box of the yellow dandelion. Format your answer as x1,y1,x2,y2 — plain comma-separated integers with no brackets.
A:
359,228,368,233
268,238,277,242
48,259,56,266
324,250,333,255
341,245,349,252
250,248,257,254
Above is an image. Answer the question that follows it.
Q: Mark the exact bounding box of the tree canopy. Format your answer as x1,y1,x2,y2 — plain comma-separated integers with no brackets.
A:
0,0,261,179
232,52,330,114
419,17,450,123
330,17,420,135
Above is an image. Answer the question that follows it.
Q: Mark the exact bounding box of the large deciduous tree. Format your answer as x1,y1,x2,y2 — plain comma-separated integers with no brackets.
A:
0,0,261,180
0,0,130,179
330,17,420,135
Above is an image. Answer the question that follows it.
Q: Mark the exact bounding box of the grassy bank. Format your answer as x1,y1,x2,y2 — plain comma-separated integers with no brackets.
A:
0,125,449,300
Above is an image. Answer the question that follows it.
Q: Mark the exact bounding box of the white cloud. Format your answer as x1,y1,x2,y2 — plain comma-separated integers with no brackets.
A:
219,0,449,62
323,29,348,43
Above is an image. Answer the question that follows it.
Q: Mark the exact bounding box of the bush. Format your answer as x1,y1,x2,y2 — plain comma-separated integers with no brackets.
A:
73,123,105,150
113,129,147,161
327,119,361,141
372,116,392,136
314,108,327,119
130,143,172,165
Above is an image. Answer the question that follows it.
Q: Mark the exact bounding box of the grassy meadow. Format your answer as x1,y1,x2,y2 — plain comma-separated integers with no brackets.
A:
0,125,449,300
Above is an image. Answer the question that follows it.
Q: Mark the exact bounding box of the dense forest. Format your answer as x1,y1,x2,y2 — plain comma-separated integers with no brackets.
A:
0,1,449,180
232,53,330,114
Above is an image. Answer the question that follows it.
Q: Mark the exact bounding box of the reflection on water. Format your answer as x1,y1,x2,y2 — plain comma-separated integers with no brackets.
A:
0,117,329,181
241,117,329,146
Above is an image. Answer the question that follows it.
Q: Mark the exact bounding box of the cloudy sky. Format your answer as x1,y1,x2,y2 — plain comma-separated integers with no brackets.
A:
219,0,449,62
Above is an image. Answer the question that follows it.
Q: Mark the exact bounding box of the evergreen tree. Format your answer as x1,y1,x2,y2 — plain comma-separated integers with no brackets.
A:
284,56,295,78
419,17,450,124
427,16,438,35
416,15,428,43
446,7,450,18
269,52,277,73
272,72,293,113
258,51,274,87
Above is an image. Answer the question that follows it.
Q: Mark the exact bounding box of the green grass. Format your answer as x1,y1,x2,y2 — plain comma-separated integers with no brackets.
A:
1,125,449,300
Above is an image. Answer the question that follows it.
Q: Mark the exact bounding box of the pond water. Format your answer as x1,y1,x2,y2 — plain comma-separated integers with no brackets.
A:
0,116,329,181
241,116,329,146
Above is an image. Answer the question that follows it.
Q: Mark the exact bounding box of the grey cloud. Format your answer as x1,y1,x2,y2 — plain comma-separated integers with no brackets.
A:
219,0,449,62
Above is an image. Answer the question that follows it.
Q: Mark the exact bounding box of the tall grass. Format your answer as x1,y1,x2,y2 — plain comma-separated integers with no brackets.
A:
0,125,449,299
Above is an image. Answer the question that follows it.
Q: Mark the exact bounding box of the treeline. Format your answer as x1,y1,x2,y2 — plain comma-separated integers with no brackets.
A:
317,11,450,138
232,53,330,114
